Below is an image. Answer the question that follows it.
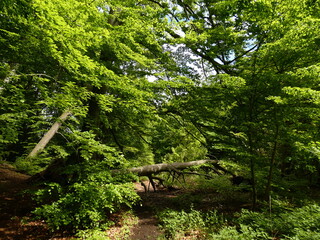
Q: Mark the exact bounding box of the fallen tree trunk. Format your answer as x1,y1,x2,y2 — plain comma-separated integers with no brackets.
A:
27,111,71,158
127,159,219,176
30,159,220,184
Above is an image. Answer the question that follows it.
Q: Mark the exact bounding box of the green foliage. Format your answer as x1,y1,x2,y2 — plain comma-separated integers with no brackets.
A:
169,192,204,210
110,210,139,240
75,210,138,240
158,198,320,239
0,74,49,161
196,175,234,193
33,180,139,230
163,141,207,163
15,156,51,176
3,0,320,236
158,208,206,239
158,0,320,206
76,229,110,240
288,231,320,240
31,130,141,230
274,204,320,237
210,204,320,239
152,114,207,163
158,208,224,240
15,144,69,175
208,225,269,240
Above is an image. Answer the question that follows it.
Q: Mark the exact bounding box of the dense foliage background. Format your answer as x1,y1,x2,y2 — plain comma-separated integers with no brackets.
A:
2,0,320,238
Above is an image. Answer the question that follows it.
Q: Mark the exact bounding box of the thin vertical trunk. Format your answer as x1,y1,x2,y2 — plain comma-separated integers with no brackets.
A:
250,146,258,210
248,93,257,209
27,111,71,158
247,44,261,210
249,139,257,210
265,124,279,199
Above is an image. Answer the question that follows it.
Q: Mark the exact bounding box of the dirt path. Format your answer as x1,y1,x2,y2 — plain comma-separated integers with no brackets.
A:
129,210,160,240
128,182,163,240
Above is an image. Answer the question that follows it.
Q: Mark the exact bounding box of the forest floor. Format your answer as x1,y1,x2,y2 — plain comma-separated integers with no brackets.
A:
0,163,166,239
0,163,250,239
0,163,165,239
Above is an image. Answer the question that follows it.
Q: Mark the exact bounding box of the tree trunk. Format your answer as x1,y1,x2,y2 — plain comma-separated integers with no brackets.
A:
265,124,279,199
30,159,224,184
126,159,219,176
248,128,257,210
27,111,71,158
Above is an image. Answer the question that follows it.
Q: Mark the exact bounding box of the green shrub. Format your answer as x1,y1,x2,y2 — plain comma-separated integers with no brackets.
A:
280,204,320,236
238,204,320,238
158,208,206,239
33,180,140,230
15,145,69,175
170,193,203,209
196,175,251,195
288,230,320,240
76,229,110,240
32,131,141,231
75,211,138,240
208,204,320,239
208,225,269,240
158,208,224,239
15,155,51,175
204,210,226,233
237,209,273,235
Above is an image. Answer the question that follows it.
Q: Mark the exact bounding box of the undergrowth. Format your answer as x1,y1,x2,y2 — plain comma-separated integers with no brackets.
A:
157,201,320,240
76,211,138,240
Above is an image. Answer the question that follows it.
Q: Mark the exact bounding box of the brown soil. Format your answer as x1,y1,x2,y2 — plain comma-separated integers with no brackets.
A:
129,210,160,240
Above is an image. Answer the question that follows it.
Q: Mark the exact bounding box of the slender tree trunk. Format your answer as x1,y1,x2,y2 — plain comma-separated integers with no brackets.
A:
247,43,262,210
27,111,71,158
265,124,279,199
248,127,257,209
250,155,257,209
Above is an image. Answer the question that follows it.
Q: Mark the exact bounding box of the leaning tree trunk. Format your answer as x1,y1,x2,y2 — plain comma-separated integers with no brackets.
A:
27,111,71,158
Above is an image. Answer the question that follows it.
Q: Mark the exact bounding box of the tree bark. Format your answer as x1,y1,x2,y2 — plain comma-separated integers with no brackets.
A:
127,159,219,176
27,111,71,158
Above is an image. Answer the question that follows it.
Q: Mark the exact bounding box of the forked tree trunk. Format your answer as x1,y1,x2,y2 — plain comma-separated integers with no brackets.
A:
27,111,71,158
